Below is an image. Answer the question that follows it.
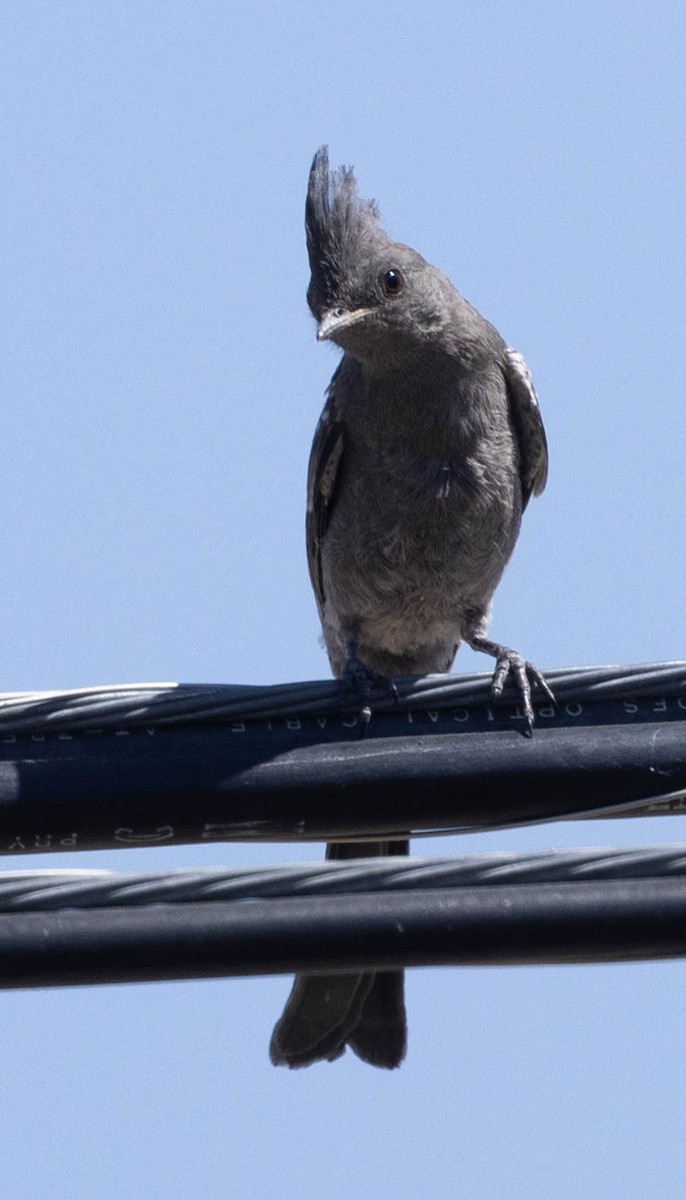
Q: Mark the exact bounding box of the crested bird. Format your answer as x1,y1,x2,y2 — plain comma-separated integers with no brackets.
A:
270,147,551,1070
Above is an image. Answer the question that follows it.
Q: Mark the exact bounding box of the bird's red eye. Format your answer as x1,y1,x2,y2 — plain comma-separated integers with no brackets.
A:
383,268,405,295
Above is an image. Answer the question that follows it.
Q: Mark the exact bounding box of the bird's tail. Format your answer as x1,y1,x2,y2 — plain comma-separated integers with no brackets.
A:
269,839,408,1069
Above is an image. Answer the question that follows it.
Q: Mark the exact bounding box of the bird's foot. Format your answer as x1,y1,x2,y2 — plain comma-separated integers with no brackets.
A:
467,634,554,734
341,643,398,738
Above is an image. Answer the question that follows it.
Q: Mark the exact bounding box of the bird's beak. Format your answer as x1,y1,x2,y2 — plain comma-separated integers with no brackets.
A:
317,306,376,342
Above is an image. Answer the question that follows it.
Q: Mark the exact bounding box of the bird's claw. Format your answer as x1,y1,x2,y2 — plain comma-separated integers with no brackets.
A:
341,643,397,738
468,633,554,734
489,649,554,733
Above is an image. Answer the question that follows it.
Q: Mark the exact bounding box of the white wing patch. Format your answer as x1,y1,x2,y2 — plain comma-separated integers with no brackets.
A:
506,348,540,408
503,347,548,502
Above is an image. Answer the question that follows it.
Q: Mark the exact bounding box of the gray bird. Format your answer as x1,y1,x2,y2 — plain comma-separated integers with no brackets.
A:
270,147,551,1071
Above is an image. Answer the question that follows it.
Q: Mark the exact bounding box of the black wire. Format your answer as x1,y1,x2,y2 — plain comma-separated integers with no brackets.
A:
2,877,686,988
0,670,684,853
0,661,683,984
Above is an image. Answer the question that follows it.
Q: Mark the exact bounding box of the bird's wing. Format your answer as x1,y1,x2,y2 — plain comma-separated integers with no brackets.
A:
502,348,548,508
306,382,345,610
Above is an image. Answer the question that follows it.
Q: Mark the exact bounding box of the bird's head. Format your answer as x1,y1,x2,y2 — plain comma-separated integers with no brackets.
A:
306,147,455,366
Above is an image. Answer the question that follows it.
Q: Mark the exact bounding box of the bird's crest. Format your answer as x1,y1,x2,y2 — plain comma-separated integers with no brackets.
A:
306,146,385,317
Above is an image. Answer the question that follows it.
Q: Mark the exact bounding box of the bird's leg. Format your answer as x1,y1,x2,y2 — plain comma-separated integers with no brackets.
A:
466,633,555,734
340,642,398,738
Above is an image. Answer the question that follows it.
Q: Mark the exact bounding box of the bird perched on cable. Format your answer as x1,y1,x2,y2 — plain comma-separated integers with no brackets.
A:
270,146,551,1071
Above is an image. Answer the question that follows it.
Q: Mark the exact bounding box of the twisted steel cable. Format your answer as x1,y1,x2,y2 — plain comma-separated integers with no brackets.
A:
4,844,686,911
0,660,682,732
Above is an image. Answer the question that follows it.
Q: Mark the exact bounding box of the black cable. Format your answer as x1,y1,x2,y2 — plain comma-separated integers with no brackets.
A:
0,709,685,855
2,877,686,989
0,662,683,988
0,661,684,855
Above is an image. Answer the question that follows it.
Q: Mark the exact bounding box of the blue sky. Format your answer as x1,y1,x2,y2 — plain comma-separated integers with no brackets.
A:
1,2,685,1196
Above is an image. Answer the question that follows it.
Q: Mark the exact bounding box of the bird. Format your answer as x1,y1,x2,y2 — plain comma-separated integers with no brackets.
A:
269,146,551,1070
